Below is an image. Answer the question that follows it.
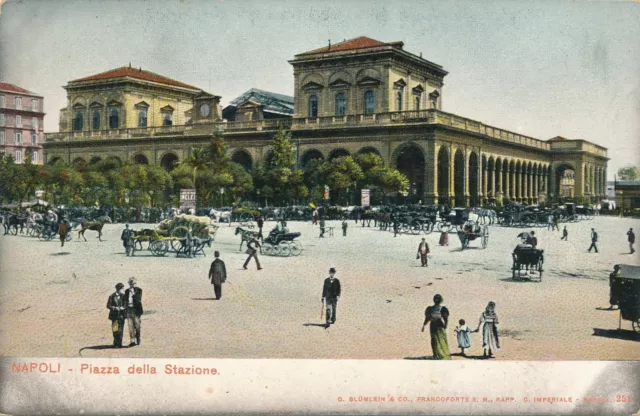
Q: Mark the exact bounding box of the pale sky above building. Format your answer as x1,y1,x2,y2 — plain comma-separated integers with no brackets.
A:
0,0,638,178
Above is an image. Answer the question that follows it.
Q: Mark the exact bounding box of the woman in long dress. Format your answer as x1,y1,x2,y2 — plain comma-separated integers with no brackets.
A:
477,301,500,358
421,294,451,360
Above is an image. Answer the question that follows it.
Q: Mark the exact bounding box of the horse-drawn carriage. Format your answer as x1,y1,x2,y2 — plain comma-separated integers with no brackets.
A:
262,229,302,256
612,264,640,333
456,222,489,249
511,245,544,281
130,226,214,257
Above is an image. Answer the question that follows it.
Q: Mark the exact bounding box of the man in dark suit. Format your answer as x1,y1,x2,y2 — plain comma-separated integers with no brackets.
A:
322,267,341,327
588,228,599,253
121,224,134,256
106,283,126,348
208,251,227,300
256,216,264,242
417,238,430,267
124,277,143,347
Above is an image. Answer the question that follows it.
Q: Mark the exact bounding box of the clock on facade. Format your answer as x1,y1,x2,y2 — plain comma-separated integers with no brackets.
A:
199,103,210,117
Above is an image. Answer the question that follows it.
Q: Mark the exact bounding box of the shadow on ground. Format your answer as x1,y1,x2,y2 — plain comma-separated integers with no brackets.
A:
592,328,640,341
79,344,126,357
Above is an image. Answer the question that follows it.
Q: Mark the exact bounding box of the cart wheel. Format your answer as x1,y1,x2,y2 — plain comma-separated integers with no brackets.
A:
512,265,517,280
150,240,168,256
437,222,451,233
410,220,421,235
481,225,489,249
66,233,72,242
278,241,291,256
171,226,189,252
290,240,302,256
271,244,281,256
422,221,434,235
262,243,273,256
633,320,640,334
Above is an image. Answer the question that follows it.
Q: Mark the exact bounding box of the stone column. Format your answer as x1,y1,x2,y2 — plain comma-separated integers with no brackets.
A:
523,169,529,204
482,160,488,205
528,169,533,202
464,150,470,207
533,172,539,203
490,165,496,201
497,165,503,201
507,167,513,200
425,143,438,205
449,149,456,206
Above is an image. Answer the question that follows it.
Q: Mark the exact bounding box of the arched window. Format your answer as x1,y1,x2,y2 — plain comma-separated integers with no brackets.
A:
364,90,375,115
92,110,100,130
109,108,119,129
396,90,403,111
163,113,173,126
138,109,148,128
73,111,83,131
308,94,318,118
335,93,346,116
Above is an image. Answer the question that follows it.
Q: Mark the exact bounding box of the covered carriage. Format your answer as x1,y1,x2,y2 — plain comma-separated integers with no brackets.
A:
511,245,544,281
613,264,640,333
456,222,489,249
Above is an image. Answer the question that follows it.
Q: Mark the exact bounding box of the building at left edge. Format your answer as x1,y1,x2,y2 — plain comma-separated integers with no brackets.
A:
0,82,46,164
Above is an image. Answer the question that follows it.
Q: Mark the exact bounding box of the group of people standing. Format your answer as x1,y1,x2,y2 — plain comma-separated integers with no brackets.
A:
421,294,500,360
106,277,143,348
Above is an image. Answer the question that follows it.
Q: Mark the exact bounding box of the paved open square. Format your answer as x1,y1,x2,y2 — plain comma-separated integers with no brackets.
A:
1,216,639,360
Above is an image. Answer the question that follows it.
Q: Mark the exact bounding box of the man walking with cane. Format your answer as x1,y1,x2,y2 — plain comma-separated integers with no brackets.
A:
322,267,341,328
627,228,635,254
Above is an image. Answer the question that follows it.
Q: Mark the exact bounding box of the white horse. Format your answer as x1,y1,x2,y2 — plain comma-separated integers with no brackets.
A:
209,209,232,225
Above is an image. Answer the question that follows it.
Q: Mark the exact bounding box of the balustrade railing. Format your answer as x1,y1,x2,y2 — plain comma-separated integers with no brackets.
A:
44,109,612,155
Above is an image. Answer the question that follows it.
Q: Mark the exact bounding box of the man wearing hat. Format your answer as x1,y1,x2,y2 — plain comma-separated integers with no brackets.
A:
417,238,430,267
106,283,126,348
121,224,135,256
208,251,227,300
322,267,341,327
124,277,143,346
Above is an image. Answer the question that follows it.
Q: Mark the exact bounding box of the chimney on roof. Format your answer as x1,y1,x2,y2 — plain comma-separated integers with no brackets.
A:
420,52,422,58
129,62,131,68
139,67,142,72
328,39,331,50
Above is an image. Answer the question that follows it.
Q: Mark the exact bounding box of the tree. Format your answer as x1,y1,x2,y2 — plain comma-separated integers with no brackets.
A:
618,165,638,181
323,156,364,205
256,126,308,204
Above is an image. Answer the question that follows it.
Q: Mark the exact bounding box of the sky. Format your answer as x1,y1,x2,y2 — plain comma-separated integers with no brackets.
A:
0,0,638,178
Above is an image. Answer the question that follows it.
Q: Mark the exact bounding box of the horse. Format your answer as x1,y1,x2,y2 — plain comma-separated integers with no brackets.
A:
191,237,214,257
234,226,258,251
209,209,232,226
472,208,498,225
5,213,27,235
78,216,112,241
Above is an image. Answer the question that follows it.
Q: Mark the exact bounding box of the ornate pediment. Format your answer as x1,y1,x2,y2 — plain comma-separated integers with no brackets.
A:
393,78,407,89
412,85,425,94
106,99,122,107
429,90,440,98
301,81,324,91
89,101,104,108
356,76,381,86
328,78,351,88
134,100,150,109
71,103,86,110
237,99,262,109
160,105,174,113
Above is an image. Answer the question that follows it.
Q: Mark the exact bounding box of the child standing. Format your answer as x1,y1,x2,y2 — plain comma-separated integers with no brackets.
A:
341,220,348,237
454,319,472,356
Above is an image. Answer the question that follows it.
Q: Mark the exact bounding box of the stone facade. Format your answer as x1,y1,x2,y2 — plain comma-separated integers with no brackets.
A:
44,38,609,206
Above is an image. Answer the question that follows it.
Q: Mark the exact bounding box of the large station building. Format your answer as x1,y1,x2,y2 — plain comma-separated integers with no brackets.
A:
44,37,608,206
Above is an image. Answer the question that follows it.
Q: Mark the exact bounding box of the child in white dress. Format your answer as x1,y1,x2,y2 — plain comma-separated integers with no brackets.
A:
454,319,472,356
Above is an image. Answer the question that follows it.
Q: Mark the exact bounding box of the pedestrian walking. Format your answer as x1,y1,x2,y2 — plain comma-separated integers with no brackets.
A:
393,219,399,237
438,231,449,246
256,215,264,242
608,265,622,310
421,294,451,360
454,319,473,356
588,228,599,253
341,220,348,237
319,218,326,238
321,267,341,327
107,283,126,348
121,224,134,256
476,301,500,358
561,226,568,241
124,277,143,347
547,214,554,231
58,216,70,248
183,227,194,258
312,209,318,225
243,236,262,270
208,251,227,300
627,228,635,254
417,238,430,267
